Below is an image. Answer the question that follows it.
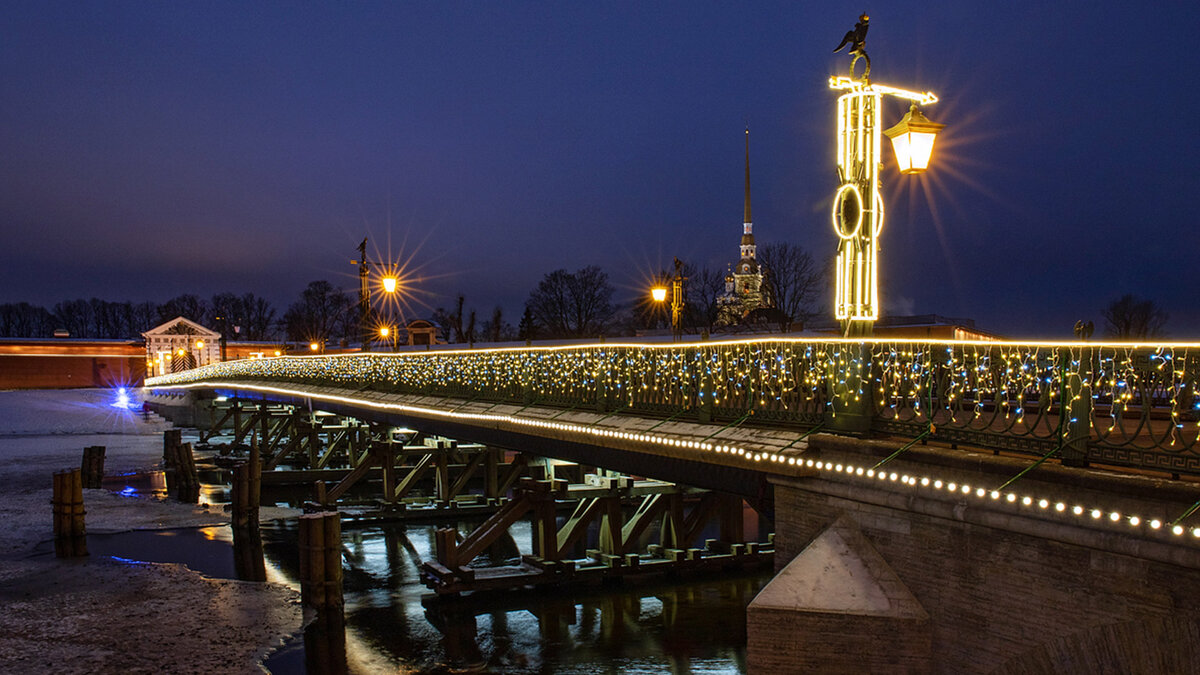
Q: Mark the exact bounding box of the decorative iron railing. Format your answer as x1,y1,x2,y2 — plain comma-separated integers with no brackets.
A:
145,339,1200,476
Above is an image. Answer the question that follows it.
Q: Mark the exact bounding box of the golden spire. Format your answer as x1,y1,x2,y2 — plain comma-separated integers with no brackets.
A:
744,127,752,225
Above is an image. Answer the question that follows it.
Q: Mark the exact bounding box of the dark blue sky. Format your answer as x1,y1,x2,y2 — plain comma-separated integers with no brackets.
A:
3,1,1198,338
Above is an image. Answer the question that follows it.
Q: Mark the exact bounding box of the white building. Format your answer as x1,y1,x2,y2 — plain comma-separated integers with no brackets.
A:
142,316,221,377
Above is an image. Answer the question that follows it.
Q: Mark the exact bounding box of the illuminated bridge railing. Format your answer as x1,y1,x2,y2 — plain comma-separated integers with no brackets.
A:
145,339,1200,476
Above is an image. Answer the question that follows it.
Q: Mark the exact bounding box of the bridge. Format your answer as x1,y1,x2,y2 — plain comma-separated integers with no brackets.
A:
145,336,1200,673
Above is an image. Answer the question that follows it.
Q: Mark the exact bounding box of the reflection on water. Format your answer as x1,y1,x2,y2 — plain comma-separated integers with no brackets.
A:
87,513,767,673
262,519,767,674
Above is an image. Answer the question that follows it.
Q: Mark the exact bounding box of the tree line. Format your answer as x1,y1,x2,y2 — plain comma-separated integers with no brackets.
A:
435,242,826,344
0,242,827,343
2,248,1168,343
0,293,280,340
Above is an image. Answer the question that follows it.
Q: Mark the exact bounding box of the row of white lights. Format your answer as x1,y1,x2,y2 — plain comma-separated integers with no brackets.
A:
150,381,1200,542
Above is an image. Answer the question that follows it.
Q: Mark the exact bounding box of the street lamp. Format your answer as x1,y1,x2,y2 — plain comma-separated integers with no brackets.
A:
884,104,946,174
650,258,687,342
353,237,403,345
379,324,397,351
828,17,945,337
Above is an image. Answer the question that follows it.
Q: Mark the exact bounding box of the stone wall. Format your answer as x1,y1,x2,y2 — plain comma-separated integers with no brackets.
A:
769,479,1200,673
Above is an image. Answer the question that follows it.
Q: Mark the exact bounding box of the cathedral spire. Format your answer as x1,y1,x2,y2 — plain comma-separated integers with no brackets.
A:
744,127,752,225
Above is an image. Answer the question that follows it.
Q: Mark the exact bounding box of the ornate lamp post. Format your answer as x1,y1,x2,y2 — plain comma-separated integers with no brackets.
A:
649,257,686,341
829,14,945,337
670,257,686,342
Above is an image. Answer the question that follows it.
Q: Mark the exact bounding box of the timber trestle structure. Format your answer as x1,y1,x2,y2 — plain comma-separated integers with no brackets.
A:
200,397,531,512
422,475,773,595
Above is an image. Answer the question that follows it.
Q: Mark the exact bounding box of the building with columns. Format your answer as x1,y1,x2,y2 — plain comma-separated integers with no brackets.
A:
142,316,220,377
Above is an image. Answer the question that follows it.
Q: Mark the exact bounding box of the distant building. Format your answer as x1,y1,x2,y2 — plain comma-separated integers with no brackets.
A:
142,316,220,377
717,128,769,325
405,319,442,346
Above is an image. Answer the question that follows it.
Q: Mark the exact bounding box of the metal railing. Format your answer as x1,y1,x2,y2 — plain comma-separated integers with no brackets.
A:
145,338,1200,476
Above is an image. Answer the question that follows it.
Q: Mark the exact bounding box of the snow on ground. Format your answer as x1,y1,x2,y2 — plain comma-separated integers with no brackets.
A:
0,388,302,674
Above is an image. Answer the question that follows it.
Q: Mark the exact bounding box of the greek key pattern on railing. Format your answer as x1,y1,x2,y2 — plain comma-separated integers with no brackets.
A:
146,339,1200,475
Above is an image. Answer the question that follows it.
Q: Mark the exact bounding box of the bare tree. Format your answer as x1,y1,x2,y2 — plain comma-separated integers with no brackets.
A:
1102,294,1168,339
758,242,824,331
0,302,55,337
525,266,616,338
685,266,727,333
53,299,94,337
207,292,277,341
481,306,513,342
282,281,354,344
157,294,209,325
241,294,278,340
431,306,456,343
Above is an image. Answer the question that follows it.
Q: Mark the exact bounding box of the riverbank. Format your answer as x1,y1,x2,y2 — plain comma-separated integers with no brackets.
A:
0,389,303,673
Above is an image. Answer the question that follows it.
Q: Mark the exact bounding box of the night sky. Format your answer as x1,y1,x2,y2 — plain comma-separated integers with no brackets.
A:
3,2,1198,338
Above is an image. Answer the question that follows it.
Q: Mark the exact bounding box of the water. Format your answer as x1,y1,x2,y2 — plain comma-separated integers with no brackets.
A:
265,519,768,673
94,518,769,673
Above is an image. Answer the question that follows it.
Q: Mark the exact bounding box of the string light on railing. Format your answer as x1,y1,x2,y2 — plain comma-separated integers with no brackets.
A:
152,353,1200,540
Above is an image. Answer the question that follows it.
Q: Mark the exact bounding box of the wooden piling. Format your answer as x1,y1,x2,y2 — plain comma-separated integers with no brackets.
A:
322,512,343,612
299,512,342,611
299,512,325,608
52,468,87,557
304,606,348,675
80,446,106,489
170,442,200,501
231,463,251,530
163,429,181,462
232,522,266,582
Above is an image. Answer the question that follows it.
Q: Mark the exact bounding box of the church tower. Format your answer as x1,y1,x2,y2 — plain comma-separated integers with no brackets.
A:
719,128,767,324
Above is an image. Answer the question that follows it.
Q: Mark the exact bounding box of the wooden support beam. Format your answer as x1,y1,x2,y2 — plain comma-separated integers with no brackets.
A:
720,493,745,543
316,429,348,470
435,450,450,505
263,411,308,471
556,498,605,558
533,495,559,561
454,494,534,563
446,450,487,502
660,492,685,549
600,495,624,556
682,492,723,547
325,456,377,503
496,453,529,496
485,448,500,499
391,454,434,502
621,493,668,550
377,444,397,503
201,404,236,442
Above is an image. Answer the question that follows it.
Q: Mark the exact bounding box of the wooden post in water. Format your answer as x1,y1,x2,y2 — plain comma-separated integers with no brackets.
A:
172,442,201,502
163,429,181,462
322,512,343,612
80,446,106,489
299,512,343,611
52,468,87,557
304,607,348,675
232,433,265,580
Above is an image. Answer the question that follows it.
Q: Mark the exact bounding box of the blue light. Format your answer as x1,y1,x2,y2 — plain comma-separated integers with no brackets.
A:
110,386,132,409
